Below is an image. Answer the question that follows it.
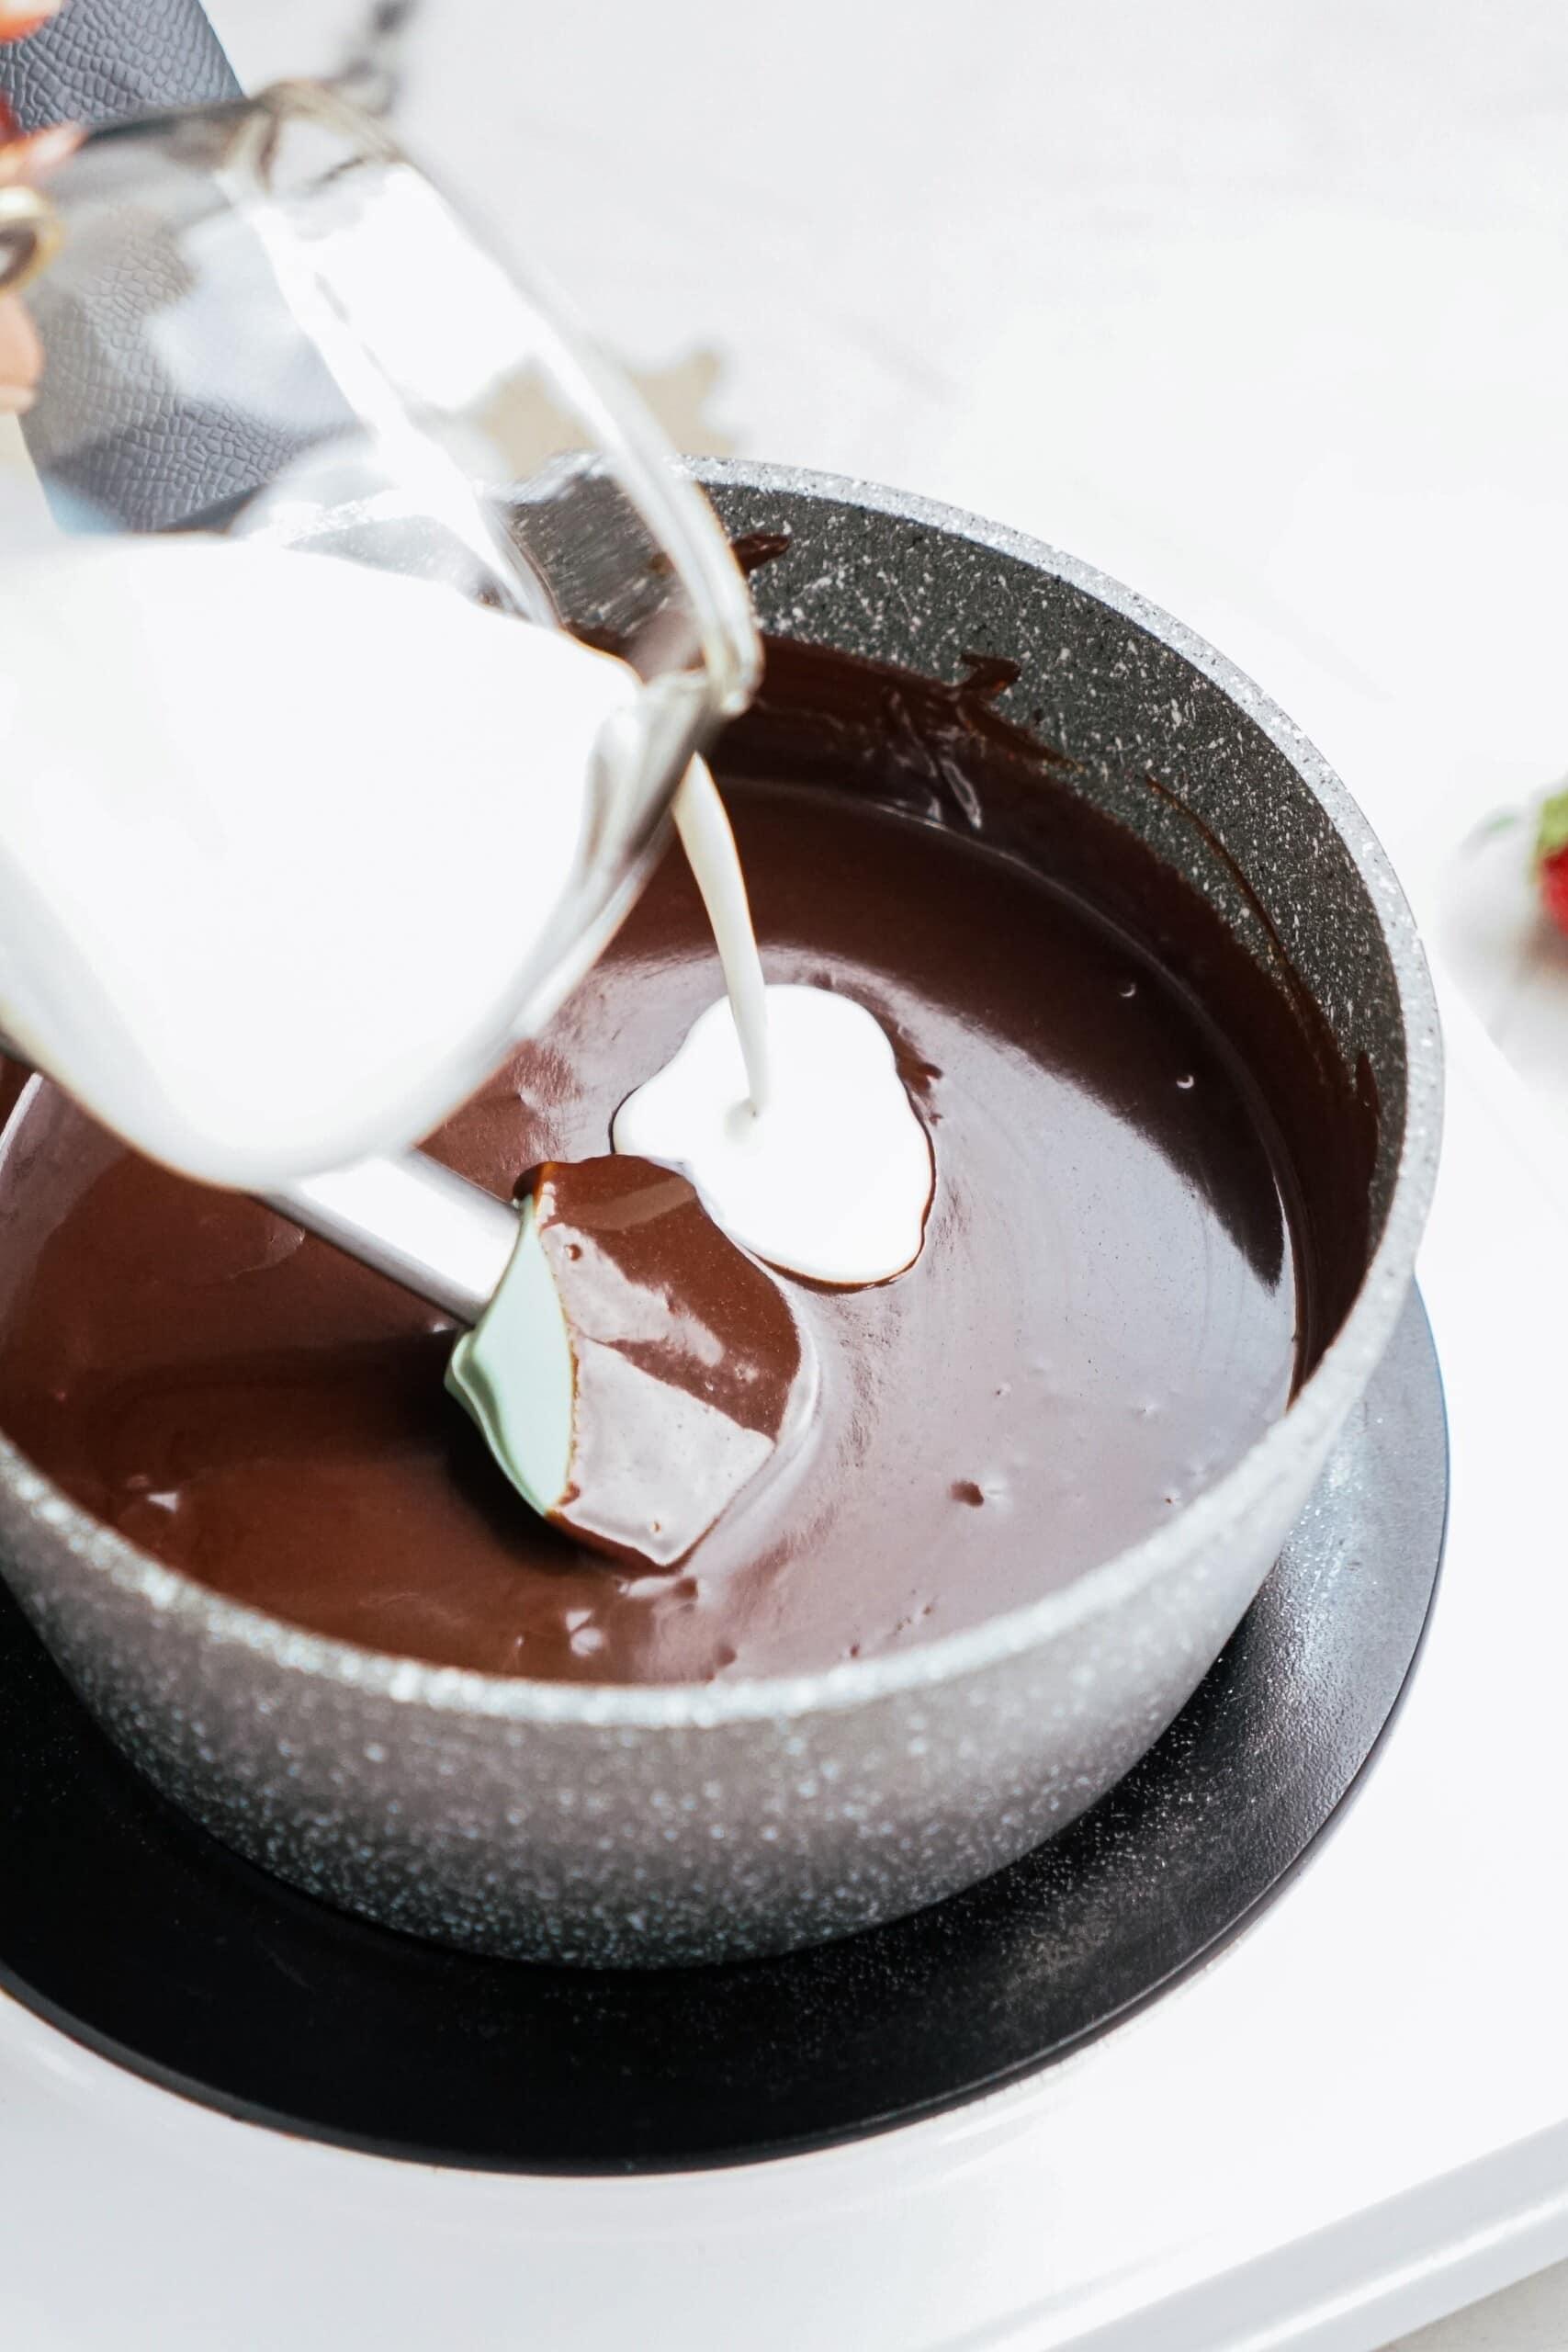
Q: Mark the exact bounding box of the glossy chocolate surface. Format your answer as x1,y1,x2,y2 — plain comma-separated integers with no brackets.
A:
527,1155,805,1571
0,645,1369,1684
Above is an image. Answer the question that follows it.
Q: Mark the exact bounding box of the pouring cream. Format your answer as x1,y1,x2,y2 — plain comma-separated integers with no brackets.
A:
620,760,934,1285
0,531,642,1188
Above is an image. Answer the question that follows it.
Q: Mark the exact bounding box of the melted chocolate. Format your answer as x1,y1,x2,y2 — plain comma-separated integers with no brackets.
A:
0,643,1372,1685
528,1155,804,1569
718,638,1377,1356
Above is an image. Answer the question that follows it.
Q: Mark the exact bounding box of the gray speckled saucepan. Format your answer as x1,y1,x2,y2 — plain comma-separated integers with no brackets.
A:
0,465,1442,1966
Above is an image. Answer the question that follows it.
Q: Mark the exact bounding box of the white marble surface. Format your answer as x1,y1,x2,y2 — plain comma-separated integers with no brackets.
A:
1396,2261,1568,2352
134,4,1568,2342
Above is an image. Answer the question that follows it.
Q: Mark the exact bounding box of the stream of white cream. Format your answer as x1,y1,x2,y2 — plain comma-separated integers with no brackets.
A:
616,760,933,1287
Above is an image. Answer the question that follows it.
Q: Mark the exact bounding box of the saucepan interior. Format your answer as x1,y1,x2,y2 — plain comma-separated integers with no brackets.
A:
0,465,1439,1963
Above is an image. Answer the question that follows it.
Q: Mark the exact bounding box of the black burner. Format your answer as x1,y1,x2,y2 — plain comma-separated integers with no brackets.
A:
0,1295,1445,2173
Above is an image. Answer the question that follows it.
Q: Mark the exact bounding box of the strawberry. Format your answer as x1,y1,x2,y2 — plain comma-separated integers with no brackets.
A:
1537,787,1568,935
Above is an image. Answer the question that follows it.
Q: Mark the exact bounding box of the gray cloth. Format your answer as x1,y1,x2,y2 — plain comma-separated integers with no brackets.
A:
0,0,237,132
0,0,299,529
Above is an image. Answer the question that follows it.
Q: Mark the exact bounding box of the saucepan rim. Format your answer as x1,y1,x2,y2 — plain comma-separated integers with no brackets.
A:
0,461,1442,1730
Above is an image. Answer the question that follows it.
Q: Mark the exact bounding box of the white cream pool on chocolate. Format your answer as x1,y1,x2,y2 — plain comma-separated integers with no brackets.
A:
613,985,933,1283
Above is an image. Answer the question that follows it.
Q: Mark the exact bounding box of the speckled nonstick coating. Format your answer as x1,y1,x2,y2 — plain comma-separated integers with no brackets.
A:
0,466,1442,1966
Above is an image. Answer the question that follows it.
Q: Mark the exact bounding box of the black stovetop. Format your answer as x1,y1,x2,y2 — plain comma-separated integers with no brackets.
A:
0,1297,1445,2174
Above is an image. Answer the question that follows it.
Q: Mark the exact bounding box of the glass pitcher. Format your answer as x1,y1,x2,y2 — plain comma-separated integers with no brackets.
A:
0,76,759,1201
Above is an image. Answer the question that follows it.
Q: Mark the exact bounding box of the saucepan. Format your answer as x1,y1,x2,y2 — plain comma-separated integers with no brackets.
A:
0,462,1441,1965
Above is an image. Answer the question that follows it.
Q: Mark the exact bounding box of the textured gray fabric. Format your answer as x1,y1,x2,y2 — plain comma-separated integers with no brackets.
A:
0,0,237,132
0,0,294,530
